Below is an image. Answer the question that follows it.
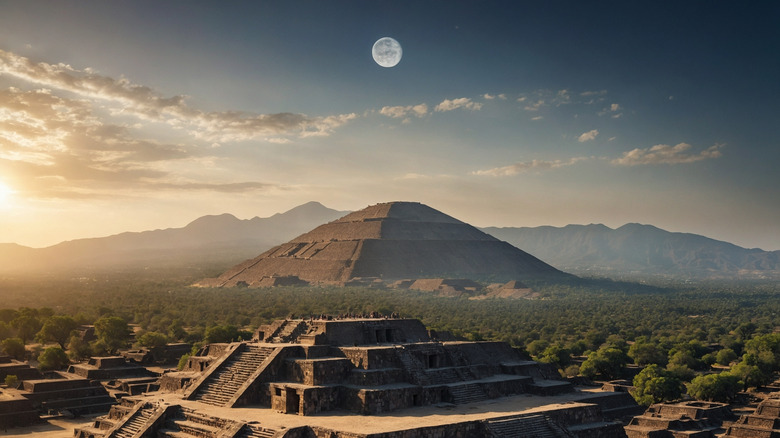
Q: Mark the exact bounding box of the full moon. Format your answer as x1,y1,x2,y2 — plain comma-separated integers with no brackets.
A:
372,37,402,68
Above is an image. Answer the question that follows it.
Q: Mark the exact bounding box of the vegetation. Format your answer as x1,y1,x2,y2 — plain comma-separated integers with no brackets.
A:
0,273,777,404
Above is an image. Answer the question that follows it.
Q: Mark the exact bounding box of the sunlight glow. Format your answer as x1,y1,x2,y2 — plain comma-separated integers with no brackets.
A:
0,182,15,209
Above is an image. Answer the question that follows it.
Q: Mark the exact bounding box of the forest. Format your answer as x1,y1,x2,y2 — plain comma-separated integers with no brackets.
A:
0,272,778,405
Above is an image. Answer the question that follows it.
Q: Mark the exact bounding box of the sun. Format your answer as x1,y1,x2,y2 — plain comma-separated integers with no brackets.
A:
0,182,16,208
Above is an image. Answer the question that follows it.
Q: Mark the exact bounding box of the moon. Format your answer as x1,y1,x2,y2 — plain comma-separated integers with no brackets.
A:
372,37,402,68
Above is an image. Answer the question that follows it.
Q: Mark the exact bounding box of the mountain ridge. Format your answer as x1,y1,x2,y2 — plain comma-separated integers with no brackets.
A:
1,202,777,280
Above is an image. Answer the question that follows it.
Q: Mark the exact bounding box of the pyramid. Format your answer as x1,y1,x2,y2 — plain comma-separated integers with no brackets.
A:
199,202,568,286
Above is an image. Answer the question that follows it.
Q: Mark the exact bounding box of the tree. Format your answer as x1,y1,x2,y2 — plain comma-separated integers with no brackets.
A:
137,331,169,362
11,313,41,344
538,344,572,368
204,325,240,344
629,341,667,366
36,315,78,348
94,316,130,355
1,337,25,360
37,346,69,371
687,373,741,402
715,348,738,366
731,360,769,390
580,346,629,380
632,364,684,406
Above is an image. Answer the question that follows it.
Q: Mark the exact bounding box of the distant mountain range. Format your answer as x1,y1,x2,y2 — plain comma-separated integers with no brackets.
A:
1,201,777,280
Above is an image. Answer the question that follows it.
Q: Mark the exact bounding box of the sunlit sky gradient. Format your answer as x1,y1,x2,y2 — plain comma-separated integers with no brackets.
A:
1,1,779,250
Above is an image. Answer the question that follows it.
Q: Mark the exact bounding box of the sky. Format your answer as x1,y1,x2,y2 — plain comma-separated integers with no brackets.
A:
0,1,779,250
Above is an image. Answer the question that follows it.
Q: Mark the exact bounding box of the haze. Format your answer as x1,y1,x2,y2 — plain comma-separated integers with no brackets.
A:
0,1,778,250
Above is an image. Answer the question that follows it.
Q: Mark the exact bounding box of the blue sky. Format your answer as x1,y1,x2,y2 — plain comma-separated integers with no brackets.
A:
0,1,778,250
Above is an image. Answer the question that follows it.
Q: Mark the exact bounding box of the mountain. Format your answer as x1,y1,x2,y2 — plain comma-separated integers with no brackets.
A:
481,223,780,280
1,202,777,281
0,202,348,274
198,201,569,286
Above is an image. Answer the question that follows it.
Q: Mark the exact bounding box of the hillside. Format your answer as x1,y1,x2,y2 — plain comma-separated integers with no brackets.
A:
1,202,778,280
482,223,780,280
0,202,348,274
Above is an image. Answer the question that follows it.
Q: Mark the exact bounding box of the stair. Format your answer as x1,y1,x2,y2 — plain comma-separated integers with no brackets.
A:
111,404,157,438
448,382,488,404
486,414,567,437
193,344,273,406
395,347,432,386
270,320,307,343
157,412,222,438
238,424,278,438
426,366,462,384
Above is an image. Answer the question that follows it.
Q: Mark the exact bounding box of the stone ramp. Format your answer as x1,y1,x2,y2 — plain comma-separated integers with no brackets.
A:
192,344,274,407
486,414,572,437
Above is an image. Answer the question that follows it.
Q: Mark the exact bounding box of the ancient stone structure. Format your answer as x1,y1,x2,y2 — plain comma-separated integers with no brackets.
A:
723,397,780,437
197,202,569,287
77,317,636,438
625,400,735,437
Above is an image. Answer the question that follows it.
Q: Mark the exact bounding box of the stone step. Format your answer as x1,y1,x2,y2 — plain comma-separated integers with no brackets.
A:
487,415,561,438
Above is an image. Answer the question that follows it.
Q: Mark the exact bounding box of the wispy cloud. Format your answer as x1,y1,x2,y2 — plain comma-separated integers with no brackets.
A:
379,103,428,119
598,102,623,118
578,129,599,142
0,85,277,199
472,157,587,176
0,49,356,142
611,143,724,166
435,97,483,112
483,93,506,100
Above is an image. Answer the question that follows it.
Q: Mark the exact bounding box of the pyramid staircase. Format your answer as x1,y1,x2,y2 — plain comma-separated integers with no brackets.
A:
395,346,431,386
109,402,160,438
191,344,274,406
486,414,572,437
269,320,308,343
157,407,240,438
448,382,489,404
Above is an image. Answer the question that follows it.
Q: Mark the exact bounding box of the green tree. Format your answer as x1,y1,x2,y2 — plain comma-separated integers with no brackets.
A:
580,346,629,380
687,373,741,402
67,335,92,361
1,337,25,360
715,348,738,366
94,316,130,355
538,344,572,368
37,346,69,371
204,325,240,344
11,313,41,344
730,360,768,390
629,340,667,366
632,364,684,406
36,315,78,348
137,331,169,362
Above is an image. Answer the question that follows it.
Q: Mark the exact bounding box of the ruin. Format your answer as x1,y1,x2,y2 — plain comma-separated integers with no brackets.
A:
723,397,780,437
625,400,736,437
196,201,571,287
76,316,637,437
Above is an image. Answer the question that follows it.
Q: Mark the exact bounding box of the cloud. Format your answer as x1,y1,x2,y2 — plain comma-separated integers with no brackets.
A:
578,129,599,142
483,93,506,100
472,157,587,176
611,143,724,166
531,116,544,121
0,49,356,142
0,86,280,199
598,102,623,118
379,103,428,119
434,97,483,112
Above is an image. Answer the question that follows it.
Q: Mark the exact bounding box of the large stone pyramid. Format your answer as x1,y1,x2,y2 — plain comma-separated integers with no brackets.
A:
200,201,567,286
